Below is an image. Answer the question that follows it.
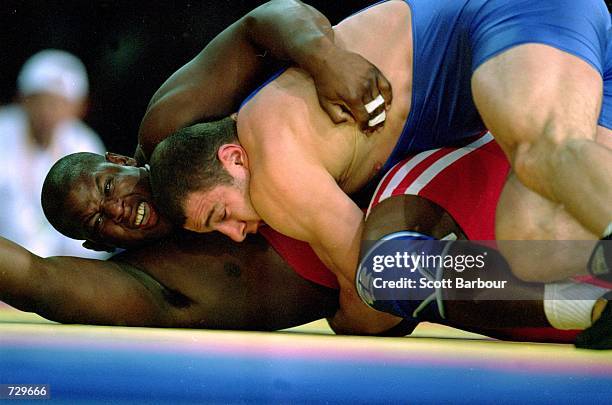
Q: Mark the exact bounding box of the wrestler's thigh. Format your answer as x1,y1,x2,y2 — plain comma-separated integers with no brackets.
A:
495,171,596,282
472,44,602,158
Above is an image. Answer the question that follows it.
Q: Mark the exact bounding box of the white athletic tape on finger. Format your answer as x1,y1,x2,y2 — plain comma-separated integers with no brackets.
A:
365,94,385,114
368,110,386,127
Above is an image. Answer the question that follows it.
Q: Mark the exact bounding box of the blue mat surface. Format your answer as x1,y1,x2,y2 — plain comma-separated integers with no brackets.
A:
2,323,612,403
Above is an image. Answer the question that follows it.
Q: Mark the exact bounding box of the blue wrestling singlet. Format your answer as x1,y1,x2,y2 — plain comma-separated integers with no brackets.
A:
382,0,611,172
242,0,611,171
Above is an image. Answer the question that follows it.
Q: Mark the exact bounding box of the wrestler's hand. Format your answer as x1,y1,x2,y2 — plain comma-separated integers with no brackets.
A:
310,47,392,133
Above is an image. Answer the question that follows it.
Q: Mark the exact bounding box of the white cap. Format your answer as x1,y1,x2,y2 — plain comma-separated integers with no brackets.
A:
17,49,89,102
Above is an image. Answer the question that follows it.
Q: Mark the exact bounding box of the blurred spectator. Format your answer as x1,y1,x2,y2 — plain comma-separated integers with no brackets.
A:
0,49,108,258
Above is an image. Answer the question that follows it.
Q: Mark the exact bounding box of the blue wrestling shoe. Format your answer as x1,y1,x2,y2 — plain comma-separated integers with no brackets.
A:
575,291,612,350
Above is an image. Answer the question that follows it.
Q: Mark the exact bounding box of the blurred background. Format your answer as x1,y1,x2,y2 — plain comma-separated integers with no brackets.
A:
0,0,374,156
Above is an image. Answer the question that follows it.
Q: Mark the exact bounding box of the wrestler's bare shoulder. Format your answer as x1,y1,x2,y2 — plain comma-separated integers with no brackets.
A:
237,69,358,182
333,0,410,39
333,0,411,73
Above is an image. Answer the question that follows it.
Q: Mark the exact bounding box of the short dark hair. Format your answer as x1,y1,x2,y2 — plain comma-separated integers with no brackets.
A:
41,152,105,240
149,117,238,227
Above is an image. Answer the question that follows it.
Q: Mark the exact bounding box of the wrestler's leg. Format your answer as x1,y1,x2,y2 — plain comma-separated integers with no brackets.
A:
363,195,611,341
495,172,597,282
473,44,611,242
496,123,611,282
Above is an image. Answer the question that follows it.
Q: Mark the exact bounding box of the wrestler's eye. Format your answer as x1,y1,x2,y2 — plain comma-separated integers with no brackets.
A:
215,207,227,224
104,178,112,196
94,215,104,234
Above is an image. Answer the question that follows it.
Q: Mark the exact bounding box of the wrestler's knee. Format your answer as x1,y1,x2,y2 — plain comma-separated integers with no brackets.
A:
511,131,589,198
356,231,448,324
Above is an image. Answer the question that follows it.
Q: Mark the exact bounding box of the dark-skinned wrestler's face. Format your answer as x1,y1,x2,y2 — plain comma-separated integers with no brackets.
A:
66,153,173,250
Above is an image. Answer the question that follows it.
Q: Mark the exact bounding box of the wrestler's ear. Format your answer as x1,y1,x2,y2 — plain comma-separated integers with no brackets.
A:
217,144,248,168
105,152,138,167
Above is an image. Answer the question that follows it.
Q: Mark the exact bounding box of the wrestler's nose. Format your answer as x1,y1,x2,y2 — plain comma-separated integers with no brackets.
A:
216,221,246,242
102,199,124,223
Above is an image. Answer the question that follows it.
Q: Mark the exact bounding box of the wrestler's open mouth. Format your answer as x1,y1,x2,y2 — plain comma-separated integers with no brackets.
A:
134,201,152,227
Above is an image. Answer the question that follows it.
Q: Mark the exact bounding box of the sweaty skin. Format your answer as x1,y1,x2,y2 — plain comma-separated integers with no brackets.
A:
63,153,173,252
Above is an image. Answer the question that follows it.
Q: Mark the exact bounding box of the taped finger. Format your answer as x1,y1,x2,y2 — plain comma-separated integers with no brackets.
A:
365,94,385,114
368,110,386,127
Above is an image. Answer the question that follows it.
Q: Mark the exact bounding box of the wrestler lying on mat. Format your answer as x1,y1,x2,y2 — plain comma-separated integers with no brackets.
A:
148,1,611,335
0,141,600,345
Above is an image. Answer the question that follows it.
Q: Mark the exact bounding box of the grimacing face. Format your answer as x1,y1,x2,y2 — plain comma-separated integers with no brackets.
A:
66,153,173,249
180,144,261,242
183,180,261,242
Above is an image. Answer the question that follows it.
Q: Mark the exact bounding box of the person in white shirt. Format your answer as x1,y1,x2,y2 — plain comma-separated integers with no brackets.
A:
0,49,107,258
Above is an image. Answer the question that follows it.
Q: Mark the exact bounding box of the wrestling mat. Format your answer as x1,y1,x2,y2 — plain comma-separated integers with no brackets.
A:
1,304,611,403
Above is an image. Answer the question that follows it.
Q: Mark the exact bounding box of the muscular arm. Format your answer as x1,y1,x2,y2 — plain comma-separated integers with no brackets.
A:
0,237,177,326
138,0,391,162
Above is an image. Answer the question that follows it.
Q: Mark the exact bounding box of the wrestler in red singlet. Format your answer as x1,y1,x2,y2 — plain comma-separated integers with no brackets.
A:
262,133,583,343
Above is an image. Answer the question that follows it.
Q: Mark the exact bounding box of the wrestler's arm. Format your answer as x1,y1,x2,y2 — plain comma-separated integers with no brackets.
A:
138,0,391,161
0,237,179,326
